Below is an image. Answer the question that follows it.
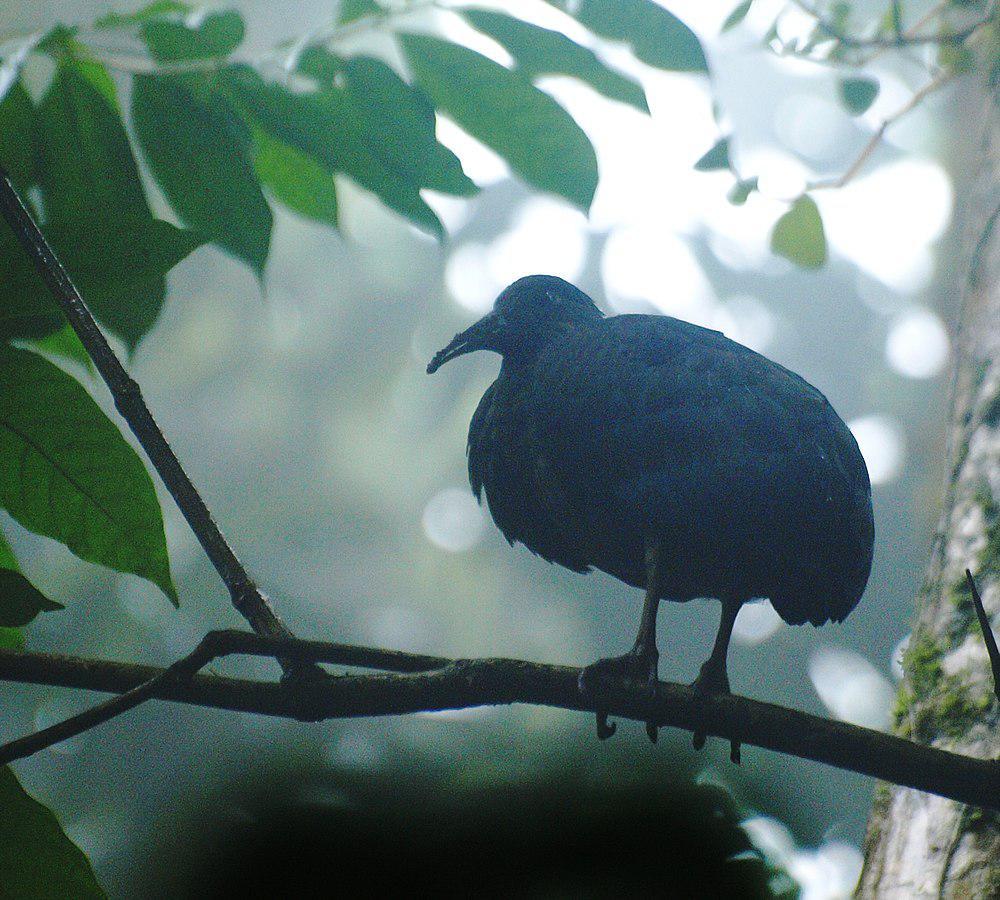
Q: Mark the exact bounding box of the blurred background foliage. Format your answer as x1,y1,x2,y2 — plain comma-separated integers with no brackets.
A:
0,0,995,896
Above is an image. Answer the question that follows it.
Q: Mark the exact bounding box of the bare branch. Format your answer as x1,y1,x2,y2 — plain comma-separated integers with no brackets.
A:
809,71,953,191
0,631,450,763
966,570,1000,703
789,0,996,49
0,638,997,811
0,632,226,765
0,171,304,666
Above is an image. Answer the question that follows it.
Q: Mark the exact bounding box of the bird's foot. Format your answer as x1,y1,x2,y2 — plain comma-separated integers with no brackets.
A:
690,663,740,764
578,648,659,742
690,661,730,696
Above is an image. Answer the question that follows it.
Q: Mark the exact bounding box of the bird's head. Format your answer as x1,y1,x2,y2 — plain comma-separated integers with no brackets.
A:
427,275,603,373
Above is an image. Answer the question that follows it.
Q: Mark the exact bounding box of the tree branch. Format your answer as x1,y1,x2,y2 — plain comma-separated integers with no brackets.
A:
0,170,302,661
0,636,996,811
789,0,996,49
808,70,953,191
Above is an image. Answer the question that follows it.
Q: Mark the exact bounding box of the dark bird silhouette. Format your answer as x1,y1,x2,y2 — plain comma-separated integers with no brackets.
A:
428,275,874,746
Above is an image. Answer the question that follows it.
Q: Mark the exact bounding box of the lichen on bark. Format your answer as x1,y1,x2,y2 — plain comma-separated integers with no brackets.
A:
857,65,1000,897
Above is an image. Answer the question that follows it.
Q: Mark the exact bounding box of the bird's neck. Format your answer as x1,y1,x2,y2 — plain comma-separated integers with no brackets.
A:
501,316,597,372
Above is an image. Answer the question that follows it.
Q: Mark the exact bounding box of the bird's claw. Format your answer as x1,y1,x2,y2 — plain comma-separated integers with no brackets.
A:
690,664,739,763
579,649,659,742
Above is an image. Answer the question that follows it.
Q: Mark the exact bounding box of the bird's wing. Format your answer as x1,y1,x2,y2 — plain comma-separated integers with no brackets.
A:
467,380,497,505
467,376,593,573
524,315,872,618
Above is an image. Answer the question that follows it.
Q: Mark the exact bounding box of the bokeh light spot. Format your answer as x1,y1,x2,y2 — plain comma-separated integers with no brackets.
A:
732,599,783,646
820,160,952,291
848,415,904,485
808,645,893,730
422,487,486,552
602,224,715,322
445,243,498,313
487,198,588,287
885,307,949,379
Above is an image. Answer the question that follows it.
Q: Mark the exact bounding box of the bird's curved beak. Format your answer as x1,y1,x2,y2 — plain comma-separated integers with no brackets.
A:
426,312,503,374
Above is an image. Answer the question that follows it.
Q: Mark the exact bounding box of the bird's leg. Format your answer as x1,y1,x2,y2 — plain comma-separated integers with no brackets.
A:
579,546,662,742
691,597,742,764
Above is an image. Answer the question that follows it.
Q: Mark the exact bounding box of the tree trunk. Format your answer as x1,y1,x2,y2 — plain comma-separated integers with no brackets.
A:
856,73,1000,898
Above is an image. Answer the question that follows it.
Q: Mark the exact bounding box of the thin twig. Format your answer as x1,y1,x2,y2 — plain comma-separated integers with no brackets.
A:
966,570,1000,702
0,632,225,765
808,70,953,191
864,0,950,65
0,171,301,659
0,630,450,764
77,0,443,74
0,637,997,810
789,0,995,49
0,630,443,764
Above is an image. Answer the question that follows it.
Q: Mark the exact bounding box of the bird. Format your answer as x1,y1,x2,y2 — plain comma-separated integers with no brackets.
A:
427,275,874,748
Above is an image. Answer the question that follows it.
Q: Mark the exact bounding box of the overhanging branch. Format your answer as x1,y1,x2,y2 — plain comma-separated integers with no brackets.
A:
0,169,304,666
0,636,996,811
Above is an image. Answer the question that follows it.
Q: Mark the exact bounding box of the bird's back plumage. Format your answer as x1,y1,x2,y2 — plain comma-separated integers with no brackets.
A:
468,312,873,626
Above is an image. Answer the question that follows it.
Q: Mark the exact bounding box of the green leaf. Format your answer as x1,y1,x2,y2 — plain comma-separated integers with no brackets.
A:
142,10,245,61
50,219,204,345
221,65,444,236
838,77,879,115
132,74,271,276
0,346,177,603
0,218,203,347
253,129,339,227
296,51,476,198
0,626,23,649
938,44,976,75
830,1,852,32
296,46,345,85
31,324,96,373
721,1,753,33
694,137,730,171
38,59,149,227
338,0,380,24
0,766,106,898
771,195,827,269
0,528,16,570
461,8,648,113
35,57,198,346
399,34,598,211
727,176,758,205
95,1,190,29
0,533,22,648
0,81,35,192
0,568,64,627
547,0,708,73
340,56,477,197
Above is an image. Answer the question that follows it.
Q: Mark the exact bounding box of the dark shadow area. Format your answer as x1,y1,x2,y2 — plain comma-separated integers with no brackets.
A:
135,769,792,899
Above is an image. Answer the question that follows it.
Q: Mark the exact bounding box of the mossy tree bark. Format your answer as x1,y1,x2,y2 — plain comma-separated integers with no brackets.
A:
857,67,1000,899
